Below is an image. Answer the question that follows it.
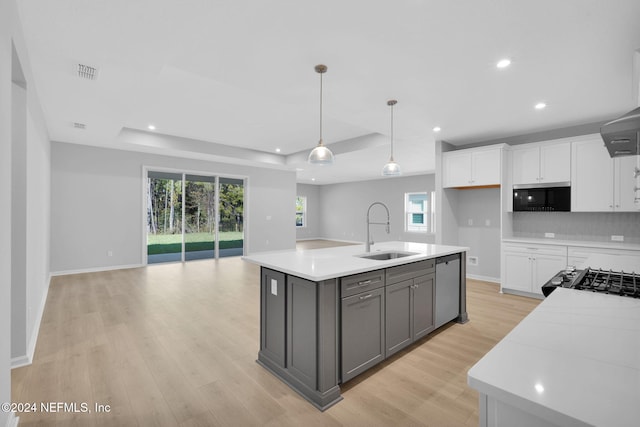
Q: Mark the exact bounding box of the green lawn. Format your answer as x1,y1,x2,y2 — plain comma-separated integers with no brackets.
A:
147,231,243,254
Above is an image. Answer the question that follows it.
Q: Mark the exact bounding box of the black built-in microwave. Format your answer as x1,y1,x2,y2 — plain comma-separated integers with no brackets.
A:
513,183,571,212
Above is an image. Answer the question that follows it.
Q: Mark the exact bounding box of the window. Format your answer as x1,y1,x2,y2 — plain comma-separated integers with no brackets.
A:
296,196,306,227
405,192,435,233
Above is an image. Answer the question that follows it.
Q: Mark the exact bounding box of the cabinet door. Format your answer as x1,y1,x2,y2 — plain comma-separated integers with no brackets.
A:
532,254,567,295
341,288,385,382
571,139,614,211
412,274,435,340
503,251,532,292
539,143,570,183
614,156,639,211
443,151,472,187
471,148,501,186
261,268,286,368
512,146,540,185
287,276,317,389
385,280,413,358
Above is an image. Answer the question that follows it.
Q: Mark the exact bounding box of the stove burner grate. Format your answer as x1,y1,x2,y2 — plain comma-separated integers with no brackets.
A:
575,268,640,298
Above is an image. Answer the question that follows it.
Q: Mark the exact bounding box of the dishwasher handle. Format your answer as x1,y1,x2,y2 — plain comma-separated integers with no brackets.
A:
436,253,460,265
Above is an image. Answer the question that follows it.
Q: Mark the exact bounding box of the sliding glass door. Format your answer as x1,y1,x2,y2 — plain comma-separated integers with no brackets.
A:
218,178,244,258
146,170,244,264
184,174,217,261
147,172,183,264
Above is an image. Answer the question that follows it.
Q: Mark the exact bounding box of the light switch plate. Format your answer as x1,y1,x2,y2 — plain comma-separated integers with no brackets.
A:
611,235,624,242
544,232,555,238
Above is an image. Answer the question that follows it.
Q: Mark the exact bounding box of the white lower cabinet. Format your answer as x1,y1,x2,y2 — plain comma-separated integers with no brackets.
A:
502,243,567,296
568,246,640,269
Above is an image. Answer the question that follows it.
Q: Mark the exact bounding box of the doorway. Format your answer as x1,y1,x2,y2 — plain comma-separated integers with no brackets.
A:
146,170,244,264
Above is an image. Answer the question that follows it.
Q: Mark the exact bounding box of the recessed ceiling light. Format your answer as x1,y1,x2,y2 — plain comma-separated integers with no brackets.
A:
534,102,547,110
496,58,511,69
311,178,316,181
148,124,156,130
275,148,281,153
433,126,441,132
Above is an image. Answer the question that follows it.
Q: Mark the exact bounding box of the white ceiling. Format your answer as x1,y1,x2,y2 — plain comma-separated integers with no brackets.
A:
16,0,640,184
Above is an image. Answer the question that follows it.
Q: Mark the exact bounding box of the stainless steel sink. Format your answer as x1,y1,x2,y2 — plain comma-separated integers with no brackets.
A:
355,251,418,260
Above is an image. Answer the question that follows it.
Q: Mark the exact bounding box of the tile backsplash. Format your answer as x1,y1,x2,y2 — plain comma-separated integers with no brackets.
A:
511,212,640,244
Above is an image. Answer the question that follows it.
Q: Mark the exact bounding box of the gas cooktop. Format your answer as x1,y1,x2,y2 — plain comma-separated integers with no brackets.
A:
542,267,640,298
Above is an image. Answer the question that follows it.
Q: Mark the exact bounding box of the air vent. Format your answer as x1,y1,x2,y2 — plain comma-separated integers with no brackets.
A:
77,63,98,80
73,122,86,129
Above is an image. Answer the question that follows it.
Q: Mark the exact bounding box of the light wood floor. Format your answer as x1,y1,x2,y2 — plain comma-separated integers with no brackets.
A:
12,243,540,426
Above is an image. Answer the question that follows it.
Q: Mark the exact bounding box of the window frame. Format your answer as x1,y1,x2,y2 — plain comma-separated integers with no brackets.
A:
296,196,307,228
404,192,435,234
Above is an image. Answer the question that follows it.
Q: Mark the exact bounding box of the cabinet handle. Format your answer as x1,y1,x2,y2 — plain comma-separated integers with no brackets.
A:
356,279,372,286
359,294,373,300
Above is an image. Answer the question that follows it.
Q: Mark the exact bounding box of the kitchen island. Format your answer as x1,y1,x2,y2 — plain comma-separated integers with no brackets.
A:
243,241,469,410
468,287,640,427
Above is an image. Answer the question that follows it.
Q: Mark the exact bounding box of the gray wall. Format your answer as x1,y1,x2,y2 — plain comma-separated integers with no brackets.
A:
0,1,12,423
511,212,640,244
296,183,322,240
51,142,296,273
317,174,436,245
2,0,52,422
456,188,501,281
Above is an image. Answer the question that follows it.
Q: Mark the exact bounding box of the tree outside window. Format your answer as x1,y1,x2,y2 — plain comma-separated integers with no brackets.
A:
296,196,306,227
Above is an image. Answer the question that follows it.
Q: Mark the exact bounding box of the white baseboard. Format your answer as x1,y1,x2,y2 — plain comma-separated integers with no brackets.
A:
466,274,500,284
11,274,52,369
51,263,143,277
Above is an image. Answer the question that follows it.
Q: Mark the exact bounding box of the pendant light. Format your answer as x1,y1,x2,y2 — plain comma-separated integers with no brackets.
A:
382,99,401,176
308,64,334,165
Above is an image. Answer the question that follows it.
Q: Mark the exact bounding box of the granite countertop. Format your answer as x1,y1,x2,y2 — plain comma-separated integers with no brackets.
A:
242,241,469,281
468,287,640,427
502,237,640,251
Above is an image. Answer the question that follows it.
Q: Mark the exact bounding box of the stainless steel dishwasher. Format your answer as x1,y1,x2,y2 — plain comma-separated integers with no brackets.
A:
435,254,460,329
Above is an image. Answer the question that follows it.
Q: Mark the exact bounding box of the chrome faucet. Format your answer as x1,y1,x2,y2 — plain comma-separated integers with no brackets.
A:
366,202,390,252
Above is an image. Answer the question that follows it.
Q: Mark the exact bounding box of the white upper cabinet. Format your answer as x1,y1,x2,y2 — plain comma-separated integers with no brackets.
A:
442,146,501,188
512,142,571,185
615,156,639,211
571,137,638,212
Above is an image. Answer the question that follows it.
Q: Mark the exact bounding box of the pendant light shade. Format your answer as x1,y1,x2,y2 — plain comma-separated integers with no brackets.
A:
382,99,401,176
308,64,334,165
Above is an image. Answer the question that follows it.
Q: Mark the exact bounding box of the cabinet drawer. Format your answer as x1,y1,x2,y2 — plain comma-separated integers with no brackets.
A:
386,259,435,285
567,246,640,259
503,243,566,257
341,270,385,298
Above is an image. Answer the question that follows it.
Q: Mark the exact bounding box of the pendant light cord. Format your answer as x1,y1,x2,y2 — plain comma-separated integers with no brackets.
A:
390,102,394,161
319,71,323,144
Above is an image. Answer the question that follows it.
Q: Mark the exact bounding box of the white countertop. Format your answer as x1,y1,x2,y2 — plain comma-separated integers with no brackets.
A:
503,237,640,252
468,287,640,427
242,241,468,281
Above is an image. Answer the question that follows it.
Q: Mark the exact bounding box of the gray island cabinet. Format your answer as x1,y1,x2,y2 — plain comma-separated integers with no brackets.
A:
243,242,468,410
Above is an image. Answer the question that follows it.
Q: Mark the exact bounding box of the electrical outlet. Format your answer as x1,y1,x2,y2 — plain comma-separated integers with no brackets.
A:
107,250,113,257
485,219,491,227
468,256,479,266
468,219,473,226
544,232,555,238
611,235,624,242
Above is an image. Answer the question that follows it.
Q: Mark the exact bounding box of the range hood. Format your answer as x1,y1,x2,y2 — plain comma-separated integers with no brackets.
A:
600,106,640,157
